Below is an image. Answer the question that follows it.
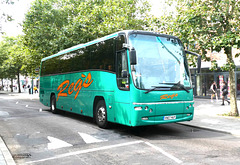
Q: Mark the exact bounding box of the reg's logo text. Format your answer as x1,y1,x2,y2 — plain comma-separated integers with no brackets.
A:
160,93,178,100
57,73,93,101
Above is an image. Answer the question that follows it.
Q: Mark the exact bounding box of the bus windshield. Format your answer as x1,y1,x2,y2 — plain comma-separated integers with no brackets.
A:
129,34,191,90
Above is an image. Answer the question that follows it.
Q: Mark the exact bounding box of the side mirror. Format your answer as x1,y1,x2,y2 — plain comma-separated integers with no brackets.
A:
130,47,137,65
185,50,201,73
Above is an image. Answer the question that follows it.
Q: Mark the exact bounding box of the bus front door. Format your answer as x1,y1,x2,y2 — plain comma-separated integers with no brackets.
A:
114,50,130,125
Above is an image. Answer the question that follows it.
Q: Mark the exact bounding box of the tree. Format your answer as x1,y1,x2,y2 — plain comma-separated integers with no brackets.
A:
158,0,240,116
22,0,153,74
0,36,26,93
0,39,9,88
0,37,15,92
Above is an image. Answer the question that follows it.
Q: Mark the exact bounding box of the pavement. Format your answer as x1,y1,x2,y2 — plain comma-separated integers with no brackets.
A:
0,91,240,164
180,98,240,137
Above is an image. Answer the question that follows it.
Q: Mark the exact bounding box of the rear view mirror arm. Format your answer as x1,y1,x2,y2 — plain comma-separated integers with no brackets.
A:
185,50,201,73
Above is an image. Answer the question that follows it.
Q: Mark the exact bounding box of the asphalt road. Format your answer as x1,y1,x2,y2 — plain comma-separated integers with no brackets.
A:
0,93,240,165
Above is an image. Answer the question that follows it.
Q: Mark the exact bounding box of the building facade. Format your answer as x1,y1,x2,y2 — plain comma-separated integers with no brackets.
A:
191,48,240,98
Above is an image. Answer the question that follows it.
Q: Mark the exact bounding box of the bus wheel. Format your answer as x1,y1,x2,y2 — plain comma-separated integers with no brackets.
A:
50,95,58,114
95,100,108,128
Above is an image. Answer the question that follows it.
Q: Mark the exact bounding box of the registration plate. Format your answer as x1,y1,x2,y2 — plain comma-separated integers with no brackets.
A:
163,115,176,120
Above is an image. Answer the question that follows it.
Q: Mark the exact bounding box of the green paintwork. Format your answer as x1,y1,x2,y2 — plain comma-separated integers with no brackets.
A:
40,30,195,127
40,70,194,126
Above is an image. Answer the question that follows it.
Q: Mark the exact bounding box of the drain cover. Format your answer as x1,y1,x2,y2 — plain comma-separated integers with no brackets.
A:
13,153,31,159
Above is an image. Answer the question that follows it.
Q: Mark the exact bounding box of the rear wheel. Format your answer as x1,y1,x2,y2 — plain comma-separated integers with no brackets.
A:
95,100,108,128
50,95,58,114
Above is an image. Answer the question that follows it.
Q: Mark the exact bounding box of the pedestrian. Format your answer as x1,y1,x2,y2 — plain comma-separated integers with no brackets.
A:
221,81,230,105
33,86,38,94
210,81,218,102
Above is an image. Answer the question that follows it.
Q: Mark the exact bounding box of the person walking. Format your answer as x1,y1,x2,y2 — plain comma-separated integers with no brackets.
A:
33,86,38,94
210,81,218,102
221,81,230,105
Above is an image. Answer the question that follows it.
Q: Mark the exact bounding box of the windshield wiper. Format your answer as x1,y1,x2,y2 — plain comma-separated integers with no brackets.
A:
145,86,171,94
168,81,190,93
159,82,179,85
145,82,190,94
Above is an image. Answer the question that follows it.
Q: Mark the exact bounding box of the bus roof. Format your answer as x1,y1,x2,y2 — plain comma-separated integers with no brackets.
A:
41,30,178,62
41,31,121,62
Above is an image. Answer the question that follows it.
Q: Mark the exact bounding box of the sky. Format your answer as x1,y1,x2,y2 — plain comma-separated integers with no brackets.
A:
0,0,171,38
0,0,33,36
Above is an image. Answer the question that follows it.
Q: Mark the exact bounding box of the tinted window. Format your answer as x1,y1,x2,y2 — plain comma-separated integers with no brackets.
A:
41,37,117,76
72,49,86,71
95,39,115,71
40,61,46,76
116,35,125,51
44,57,59,75
59,53,73,73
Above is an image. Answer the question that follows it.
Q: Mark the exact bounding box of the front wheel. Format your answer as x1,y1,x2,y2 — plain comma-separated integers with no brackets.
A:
95,100,108,128
50,95,58,114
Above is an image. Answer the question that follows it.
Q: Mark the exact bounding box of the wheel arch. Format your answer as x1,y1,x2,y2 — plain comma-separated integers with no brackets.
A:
50,92,59,114
50,92,55,99
93,96,105,120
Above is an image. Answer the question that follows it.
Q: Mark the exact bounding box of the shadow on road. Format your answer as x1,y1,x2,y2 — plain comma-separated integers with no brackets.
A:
46,109,231,141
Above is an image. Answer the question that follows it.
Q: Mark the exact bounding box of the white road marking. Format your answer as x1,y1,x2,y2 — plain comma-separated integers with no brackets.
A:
16,101,18,104
25,139,183,164
47,136,73,150
25,140,144,164
25,105,28,107
145,142,183,164
0,111,9,116
78,132,107,144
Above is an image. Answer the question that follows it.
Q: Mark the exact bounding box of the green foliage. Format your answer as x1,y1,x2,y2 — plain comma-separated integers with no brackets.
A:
0,36,27,79
158,0,240,69
210,60,218,71
0,36,15,80
22,0,152,74
158,0,240,116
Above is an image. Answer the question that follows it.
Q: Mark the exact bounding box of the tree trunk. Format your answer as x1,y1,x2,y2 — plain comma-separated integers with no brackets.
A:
10,78,13,92
1,79,3,90
17,71,21,93
225,47,239,116
229,68,239,116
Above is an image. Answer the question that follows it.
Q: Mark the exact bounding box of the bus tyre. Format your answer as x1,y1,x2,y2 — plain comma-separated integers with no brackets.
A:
95,100,108,128
50,95,58,114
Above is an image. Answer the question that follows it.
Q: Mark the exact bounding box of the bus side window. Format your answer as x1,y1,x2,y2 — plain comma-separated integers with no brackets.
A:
116,35,125,52
117,51,129,90
41,61,46,76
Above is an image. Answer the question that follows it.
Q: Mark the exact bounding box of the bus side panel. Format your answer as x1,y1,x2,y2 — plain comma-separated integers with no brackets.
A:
88,71,116,121
39,73,73,113
63,71,116,121
41,71,117,123
114,89,131,126
55,72,88,114
40,76,52,107
114,102,131,126
72,90,92,116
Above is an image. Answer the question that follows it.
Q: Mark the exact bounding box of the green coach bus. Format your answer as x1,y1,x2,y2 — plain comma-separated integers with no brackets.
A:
39,30,201,128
